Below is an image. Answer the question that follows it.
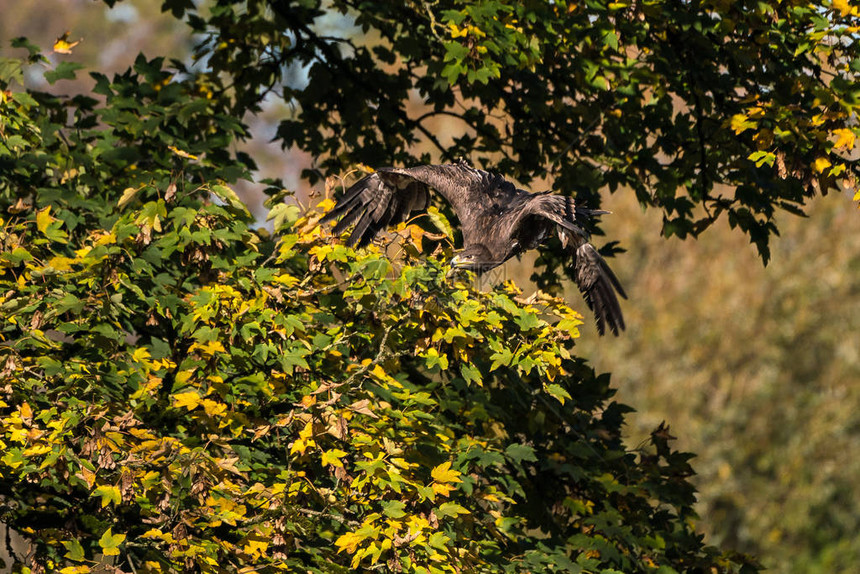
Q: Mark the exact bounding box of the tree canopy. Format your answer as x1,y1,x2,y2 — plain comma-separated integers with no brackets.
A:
133,0,860,264
0,50,754,571
1,0,857,572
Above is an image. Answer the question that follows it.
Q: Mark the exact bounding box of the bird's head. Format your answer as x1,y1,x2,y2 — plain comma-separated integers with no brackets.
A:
447,245,498,276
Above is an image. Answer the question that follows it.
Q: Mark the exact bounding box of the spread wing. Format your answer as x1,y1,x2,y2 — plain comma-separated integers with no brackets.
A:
320,163,513,247
569,239,627,336
516,194,627,336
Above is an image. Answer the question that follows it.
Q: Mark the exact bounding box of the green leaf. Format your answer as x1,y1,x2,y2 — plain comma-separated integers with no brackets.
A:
381,500,407,519
460,362,482,385
436,502,470,518
211,184,251,216
423,348,449,371
0,57,23,85
544,383,572,404
62,539,85,561
505,443,537,464
426,206,455,238
98,528,126,556
44,61,84,84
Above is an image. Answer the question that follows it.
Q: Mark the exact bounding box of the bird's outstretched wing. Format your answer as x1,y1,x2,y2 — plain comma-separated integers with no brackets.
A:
516,194,627,336
570,240,627,336
320,163,508,247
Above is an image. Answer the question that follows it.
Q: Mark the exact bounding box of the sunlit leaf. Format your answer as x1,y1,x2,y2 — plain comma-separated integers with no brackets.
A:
98,528,125,556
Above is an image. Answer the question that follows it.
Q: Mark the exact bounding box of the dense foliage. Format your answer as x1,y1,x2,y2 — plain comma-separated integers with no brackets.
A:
2,0,856,572
0,48,758,572
121,0,860,265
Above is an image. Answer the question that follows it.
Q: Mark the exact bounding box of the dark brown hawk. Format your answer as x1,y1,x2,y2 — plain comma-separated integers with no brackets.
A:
321,162,626,335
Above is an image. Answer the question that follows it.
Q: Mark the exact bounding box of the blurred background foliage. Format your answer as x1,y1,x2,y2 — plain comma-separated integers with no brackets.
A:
1,1,858,572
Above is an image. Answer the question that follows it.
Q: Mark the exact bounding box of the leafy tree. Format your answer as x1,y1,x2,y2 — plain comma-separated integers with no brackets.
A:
2,0,856,571
0,34,758,574
135,0,860,265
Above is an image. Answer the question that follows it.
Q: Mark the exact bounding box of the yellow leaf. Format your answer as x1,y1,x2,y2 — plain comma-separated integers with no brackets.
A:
132,347,151,363
117,187,141,208
168,145,198,160
833,128,856,151
812,157,832,173
273,273,300,287
142,529,175,543
290,421,316,455
19,402,33,422
23,444,52,456
335,531,364,554
77,466,96,489
730,113,756,135
833,0,851,16
243,539,268,557
431,461,462,484
172,391,201,410
94,232,117,246
59,567,91,574
189,340,226,356
321,448,347,468
53,32,81,54
431,482,457,497
201,398,227,417
47,256,76,272
92,485,122,507
36,206,54,234
300,395,317,408
317,197,336,212
298,420,314,440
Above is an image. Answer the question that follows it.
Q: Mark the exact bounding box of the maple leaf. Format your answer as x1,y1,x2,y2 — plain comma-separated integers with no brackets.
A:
53,32,81,54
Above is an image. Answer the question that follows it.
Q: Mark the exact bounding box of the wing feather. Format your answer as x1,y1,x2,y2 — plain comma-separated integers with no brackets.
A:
515,194,626,335
568,236,627,335
321,163,504,248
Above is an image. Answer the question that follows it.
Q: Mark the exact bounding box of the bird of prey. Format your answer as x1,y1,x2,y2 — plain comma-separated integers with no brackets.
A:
321,162,626,335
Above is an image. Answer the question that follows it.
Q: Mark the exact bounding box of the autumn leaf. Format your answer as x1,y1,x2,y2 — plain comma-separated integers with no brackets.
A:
117,186,141,208
730,113,757,135
812,157,832,173
430,460,462,497
832,0,852,16
243,539,268,557
92,484,122,507
168,145,198,160
172,391,201,410
321,448,347,468
36,206,54,234
833,128,856,151
335,531,364,554
53,32,81,54
62,539,85,561
290,420,316,455
201,398,227,417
